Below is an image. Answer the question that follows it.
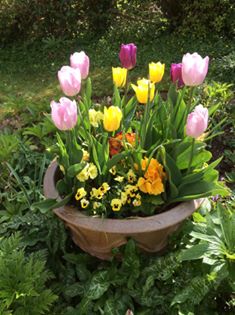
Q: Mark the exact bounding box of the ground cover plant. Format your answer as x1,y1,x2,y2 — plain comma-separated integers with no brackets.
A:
0,1,234,314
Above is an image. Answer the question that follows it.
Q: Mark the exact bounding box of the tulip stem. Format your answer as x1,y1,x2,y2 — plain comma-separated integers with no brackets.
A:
187,137,195,174
123,70,129,120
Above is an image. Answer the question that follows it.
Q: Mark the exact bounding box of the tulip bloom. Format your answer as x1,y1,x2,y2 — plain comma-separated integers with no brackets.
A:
70,51,90,79
186,104,209,138
149,62,165,83
182,53,209,86
119,43,137,70
170,63,184,88
58,66,81,96
131,78,155,104
112,67,127,88
50,97,77,130
103,106,123,132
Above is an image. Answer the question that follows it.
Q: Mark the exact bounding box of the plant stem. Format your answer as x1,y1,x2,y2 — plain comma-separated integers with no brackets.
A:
187,137,195,174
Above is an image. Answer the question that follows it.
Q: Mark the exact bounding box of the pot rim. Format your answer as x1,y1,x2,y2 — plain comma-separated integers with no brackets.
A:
43,160,204,234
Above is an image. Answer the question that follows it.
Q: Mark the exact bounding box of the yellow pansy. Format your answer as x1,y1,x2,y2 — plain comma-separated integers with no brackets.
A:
111,198,122,211
112,67,127,88
109,166,117,175
127,169,136,183
133,198,141,207
76,164,89,182
114,176,124,182
82,149,90,161
81,198,89,208
149,62,165,83
121,191,128,205
100,182,110,194
89,109,104,128
90,187,103,199
103,106,123,132
88,163,98,179
75,187,87,201
125,184,138,197
131,78,155,104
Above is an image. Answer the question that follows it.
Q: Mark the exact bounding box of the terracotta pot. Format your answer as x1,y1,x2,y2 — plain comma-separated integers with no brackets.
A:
44,161,204,260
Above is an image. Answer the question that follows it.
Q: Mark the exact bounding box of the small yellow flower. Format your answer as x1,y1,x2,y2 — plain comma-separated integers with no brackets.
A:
89,109,104,128
103,106,123,132
125,184,138,197
112,67,127,88
114,176,124,182
109,166,117,175
149,62,165,83
88,163,98,179
91,188,103,199
133,199,141,207
81,198,89,208
111,198,122,211
127,169,136,183
82,149,90,161
75,187,87,201
76,164,89,182
93,201,101,209
100,182,110,193
121,191,128,205
131,78,155,104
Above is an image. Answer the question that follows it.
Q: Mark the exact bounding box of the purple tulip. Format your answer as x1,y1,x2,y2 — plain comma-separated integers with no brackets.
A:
186,105,209,138
170,63,184,88
70,51,90,79
119,43,137,70
58,66,81,96
182,53,209,86
51,97,77,130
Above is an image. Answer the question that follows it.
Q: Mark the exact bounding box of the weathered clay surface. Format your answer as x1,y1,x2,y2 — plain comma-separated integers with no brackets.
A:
44,161,204,260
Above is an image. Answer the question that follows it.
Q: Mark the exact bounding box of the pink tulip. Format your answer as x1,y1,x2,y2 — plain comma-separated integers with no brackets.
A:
125,310,134,315
58,66,81,96
51,97,77,130
186,105,209,138
70,51,90,79
170,63,184,88
182,53,209,86
119,43,137,70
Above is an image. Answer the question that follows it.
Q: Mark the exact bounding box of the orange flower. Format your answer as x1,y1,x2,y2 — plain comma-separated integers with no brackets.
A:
137,157,165,195
109,132,137,156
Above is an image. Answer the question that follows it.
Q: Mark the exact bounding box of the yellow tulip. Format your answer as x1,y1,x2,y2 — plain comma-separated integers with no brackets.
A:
103,106,123,132
131,78,155,104
149,62,165,83
112,67,127,88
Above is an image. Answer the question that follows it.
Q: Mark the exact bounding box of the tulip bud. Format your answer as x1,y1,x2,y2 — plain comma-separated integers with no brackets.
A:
186,104,208,138
182,53,209,86
119,43,137,70
70,51,90,79
58,66,81,96
125,310,134,315
103,106,123,132
50,97,77,130
170,63,184,88
131,78,155,104
112,67,127,88
149,62,165,83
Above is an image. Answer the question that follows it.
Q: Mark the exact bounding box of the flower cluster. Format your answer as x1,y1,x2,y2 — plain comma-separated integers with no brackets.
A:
49,43,227,218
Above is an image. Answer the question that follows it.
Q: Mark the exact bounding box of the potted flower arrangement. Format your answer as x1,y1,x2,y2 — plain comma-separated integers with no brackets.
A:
43,44,228,259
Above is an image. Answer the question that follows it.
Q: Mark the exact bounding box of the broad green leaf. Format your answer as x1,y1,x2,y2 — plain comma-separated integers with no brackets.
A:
181,243,210,261
67,163,86,178
86,271,110,300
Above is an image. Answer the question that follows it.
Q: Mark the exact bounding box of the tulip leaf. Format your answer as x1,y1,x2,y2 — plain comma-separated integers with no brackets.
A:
113,85,121,108
67,163,86,178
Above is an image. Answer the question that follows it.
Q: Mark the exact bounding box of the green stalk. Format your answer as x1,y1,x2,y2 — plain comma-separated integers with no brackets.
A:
187,137,195,174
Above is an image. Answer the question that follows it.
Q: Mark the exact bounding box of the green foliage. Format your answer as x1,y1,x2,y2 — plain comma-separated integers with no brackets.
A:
0,233,57,315
158,0,235,38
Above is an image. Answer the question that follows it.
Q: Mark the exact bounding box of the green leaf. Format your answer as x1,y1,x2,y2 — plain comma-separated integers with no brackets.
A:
67,163,86,178
86,271,110,300
181,243,210,261
64,283,84,298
